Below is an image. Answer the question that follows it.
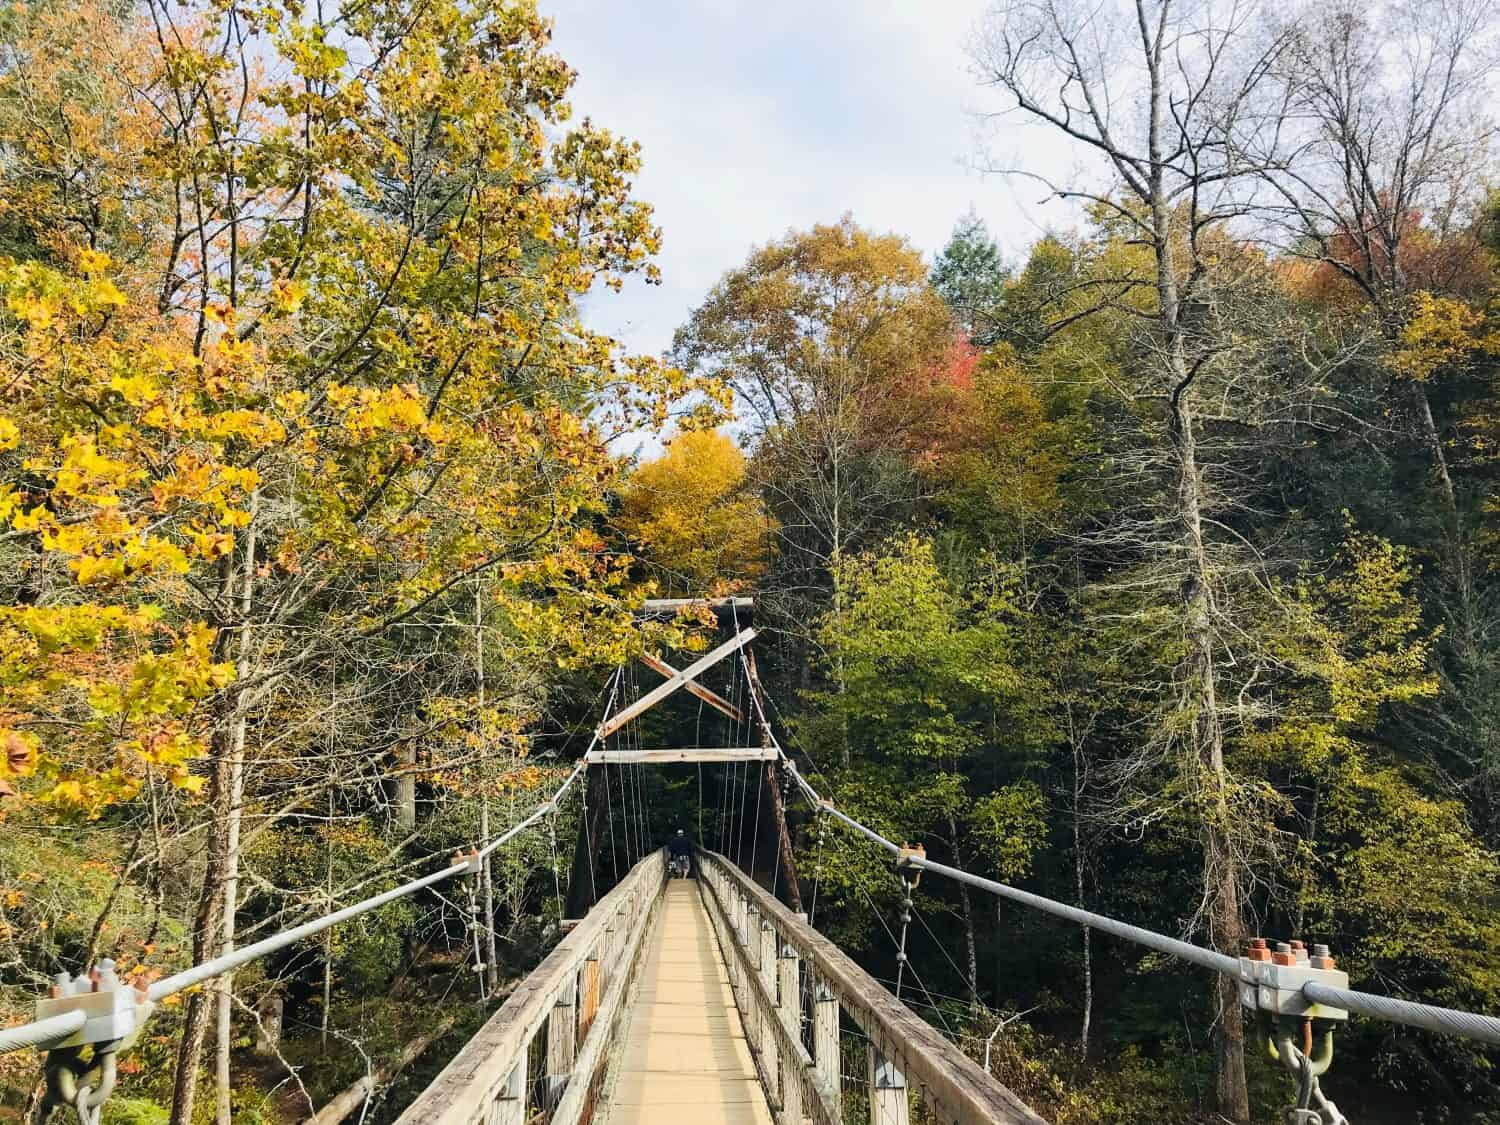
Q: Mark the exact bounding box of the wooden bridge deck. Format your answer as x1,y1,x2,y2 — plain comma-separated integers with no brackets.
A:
605,879,774,1125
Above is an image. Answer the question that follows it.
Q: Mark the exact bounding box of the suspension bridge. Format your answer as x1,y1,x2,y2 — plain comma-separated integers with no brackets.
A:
4,597,1500,1125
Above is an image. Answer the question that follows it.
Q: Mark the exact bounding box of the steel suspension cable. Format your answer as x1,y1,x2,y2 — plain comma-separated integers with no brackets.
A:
1,663,638,1059
0,762,588,1060
781,760,1500,1047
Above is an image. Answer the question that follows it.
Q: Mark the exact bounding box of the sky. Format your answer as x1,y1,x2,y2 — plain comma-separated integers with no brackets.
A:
541,0,1084,366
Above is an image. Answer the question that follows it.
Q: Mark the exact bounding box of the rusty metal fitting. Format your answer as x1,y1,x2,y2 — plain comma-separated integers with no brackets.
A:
1272,942,1297,967
1246,938,1271,963
896,842,926,887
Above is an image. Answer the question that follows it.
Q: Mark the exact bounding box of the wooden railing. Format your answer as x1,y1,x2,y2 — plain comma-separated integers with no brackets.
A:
697,849,1049,1125
394,850,666,1125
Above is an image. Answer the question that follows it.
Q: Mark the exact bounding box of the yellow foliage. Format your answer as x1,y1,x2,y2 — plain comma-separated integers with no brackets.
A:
1388,291,1500,381
617,430,772,592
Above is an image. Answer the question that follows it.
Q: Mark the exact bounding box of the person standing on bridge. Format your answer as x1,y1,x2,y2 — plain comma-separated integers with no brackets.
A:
668,828,694,878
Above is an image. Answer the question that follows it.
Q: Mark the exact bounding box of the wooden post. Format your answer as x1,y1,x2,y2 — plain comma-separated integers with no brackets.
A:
745,905,762,1052
393,742,416,831
578,956,600,1041
492,1057,526,1125
547,978,576,1100
777,938,800,1036
868,1043,909,1125
253,990,283,1057
814,978,841,1116
760,919,780,1106
724,888,741,993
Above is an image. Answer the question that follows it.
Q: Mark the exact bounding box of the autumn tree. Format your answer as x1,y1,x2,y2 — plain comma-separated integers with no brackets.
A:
1256,0,1500,847
616,430,772,593
971,1,1342,1113
671,217,958,705
0,0,722,1120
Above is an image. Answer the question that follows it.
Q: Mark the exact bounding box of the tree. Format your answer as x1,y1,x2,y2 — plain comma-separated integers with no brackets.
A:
616,430,772,593
0,0,722,1120
932,212,1012,345
671,217,958,708
972,1,1323,1113
799,535,1049,1002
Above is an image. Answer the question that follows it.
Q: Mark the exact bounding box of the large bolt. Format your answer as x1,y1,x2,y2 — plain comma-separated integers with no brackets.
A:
1272,941,1296,967
1310,943,1336,971
1246,937,1271,962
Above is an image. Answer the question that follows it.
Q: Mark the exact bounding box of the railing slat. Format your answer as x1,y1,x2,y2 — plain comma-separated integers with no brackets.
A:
395,851,666,1124
699,849,1049,1125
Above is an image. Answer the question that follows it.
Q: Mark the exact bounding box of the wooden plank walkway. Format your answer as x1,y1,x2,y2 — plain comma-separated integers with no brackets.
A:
605,879,774,1125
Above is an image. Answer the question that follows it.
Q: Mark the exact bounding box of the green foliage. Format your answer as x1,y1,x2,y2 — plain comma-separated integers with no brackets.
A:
101,1098,170,1125
932,212,1011,344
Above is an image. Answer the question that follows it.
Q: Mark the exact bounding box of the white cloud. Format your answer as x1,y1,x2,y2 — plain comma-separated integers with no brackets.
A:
542,0,1085,362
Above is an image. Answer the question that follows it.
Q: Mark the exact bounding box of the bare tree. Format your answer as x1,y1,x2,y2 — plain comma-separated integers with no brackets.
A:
1260,0,1499,720
970,1,1307,1116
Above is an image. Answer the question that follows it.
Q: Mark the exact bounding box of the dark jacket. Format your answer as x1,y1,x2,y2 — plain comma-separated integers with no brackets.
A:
668,835,692,858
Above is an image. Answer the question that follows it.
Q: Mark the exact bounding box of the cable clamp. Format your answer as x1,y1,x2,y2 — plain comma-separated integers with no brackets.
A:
896,842,926,887
37,960,154,1125
1239,939,1348,1021
34,961,153,1049
454,847,483,876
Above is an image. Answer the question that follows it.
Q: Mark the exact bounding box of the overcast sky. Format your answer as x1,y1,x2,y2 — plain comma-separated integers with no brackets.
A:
541,0,1084,366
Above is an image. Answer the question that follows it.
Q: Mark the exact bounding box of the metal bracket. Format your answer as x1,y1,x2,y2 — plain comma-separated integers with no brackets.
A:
895,843,925,888
37,961,154,1125
1239,940,1349,1021
453,847,483,876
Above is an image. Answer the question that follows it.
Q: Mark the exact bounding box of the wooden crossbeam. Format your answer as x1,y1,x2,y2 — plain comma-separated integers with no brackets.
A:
586,748,778,764
599,628,758,738
638,653,745,725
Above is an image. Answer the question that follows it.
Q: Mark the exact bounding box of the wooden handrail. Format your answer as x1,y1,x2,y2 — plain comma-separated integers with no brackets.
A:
394,850,667,1125
699,849,1048,1125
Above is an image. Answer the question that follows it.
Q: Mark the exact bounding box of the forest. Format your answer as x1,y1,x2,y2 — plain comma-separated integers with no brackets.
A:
1,0,1499,1122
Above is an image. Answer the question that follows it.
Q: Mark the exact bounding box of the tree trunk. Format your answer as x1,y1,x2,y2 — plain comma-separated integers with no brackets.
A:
476,591,499,995
214,495,258,1125
1173,412,1249,1122
480,798,499,995
1072,744,1092,1059
947,810,979,1010
302,1016,456,1125
169,752,229,1125
171,503,260,1125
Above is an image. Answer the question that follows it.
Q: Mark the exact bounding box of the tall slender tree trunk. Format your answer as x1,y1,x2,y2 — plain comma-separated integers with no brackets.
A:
476,589,499,995
1173,411,1249,1121
172,495,259,1125
170,789,224,1125
1072,740,1092,1058
944,809,980,1010
1145,61,1249,1096
215,494,258,1125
